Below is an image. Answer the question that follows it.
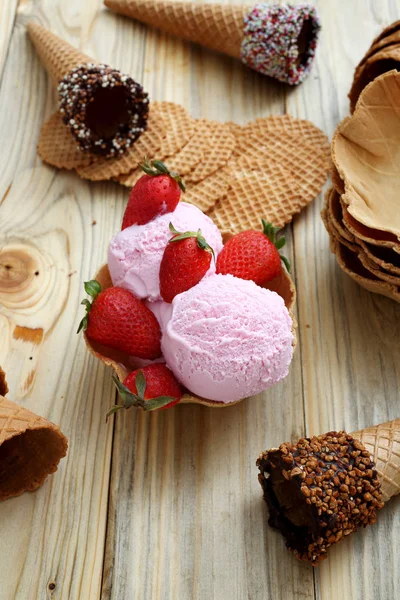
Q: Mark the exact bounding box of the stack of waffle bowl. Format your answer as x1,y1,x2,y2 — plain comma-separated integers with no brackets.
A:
349,19,400,112
28,23,330,234
0,367,67,501
322,69,400,303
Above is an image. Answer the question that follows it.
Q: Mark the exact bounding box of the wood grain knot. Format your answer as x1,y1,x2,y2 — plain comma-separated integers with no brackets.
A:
0,244,49,310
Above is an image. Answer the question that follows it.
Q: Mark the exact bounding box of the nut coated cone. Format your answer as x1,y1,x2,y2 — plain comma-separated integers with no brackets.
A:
27,22,92,86
104,0,248,59
352,419,400,502
0,372,68,501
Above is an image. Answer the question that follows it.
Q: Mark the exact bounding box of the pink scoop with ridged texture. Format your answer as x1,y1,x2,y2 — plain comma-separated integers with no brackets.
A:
108,202,223,302
161,273,294,403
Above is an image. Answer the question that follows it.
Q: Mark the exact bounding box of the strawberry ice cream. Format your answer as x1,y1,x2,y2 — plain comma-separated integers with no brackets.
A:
108,202,223,302
161,274,294,403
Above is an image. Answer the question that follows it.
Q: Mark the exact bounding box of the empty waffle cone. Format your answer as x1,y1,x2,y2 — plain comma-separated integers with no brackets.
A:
257,419,400,565
0,369,68,501
104,0,321,85
84,247,297,409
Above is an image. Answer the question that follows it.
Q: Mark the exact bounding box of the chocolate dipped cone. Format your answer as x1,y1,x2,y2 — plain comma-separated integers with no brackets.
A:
0,368,68,501
27,22,149,159
257,420,400,565
104,0,321,85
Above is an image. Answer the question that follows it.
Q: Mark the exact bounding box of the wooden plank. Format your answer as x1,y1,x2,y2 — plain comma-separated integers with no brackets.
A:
288,1,400,599
0,2,127,598
0,0,18,78
100,3,313,600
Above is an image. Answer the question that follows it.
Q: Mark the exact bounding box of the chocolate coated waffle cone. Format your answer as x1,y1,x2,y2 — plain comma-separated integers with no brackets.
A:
27,22,92,86
0,370,68,501
104,0,320,85
257,419,400,565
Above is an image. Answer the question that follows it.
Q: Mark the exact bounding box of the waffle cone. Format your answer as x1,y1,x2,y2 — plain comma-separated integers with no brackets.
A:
27,22,92,86
352,420,400,502
0,371,68,501
104,0,247,58
85,255,296,409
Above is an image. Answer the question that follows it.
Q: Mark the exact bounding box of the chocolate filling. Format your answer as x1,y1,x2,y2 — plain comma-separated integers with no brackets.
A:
296,18,315,68
85,86,130,140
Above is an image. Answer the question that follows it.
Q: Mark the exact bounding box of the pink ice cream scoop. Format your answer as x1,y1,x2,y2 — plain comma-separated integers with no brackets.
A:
161,274,294,403
108,202,223,302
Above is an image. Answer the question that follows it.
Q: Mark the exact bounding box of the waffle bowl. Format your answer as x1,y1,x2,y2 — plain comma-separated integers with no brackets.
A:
0,367,68,501
349,20,400,112
322,69,400,302
84,239,297,409
257,419,400,565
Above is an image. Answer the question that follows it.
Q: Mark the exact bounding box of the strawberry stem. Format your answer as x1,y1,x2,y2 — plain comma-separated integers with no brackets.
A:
261,219,291,273
168,222,215,261
139,158,186,192
107,373,176,421
77,279,102,333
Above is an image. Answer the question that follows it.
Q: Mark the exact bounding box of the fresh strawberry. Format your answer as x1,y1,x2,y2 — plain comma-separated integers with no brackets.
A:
216,220,290,285
78,280,161,359
159,224,215,303
107,364,183,418
121,159,186,229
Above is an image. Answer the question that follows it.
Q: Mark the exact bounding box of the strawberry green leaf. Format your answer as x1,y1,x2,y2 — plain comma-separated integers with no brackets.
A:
135,370,147,400
106,404,125,422
81,299,92,309
275,236,286,250
84,280,101,299
139,159,186,192
77,315,88,334
261,220,291,274
281,255,291,273
168,224,215,259
113,376,142,409
142,396,176,411
151,160,169,174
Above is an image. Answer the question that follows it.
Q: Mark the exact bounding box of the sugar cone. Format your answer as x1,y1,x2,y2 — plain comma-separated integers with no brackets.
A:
105,0,247,59
27,22,92,86
352,420,400,503
0,369,68,501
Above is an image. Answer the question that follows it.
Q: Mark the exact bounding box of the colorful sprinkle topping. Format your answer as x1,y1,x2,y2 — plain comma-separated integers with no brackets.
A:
58,63,149,158
241,4,321,85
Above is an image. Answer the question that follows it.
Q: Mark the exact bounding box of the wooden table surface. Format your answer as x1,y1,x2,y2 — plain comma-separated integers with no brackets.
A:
1,1,400,598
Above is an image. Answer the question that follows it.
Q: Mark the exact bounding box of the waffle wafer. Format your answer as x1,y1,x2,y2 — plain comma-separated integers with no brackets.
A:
38,111,93,170
186,123,235,183
208,164,306,233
